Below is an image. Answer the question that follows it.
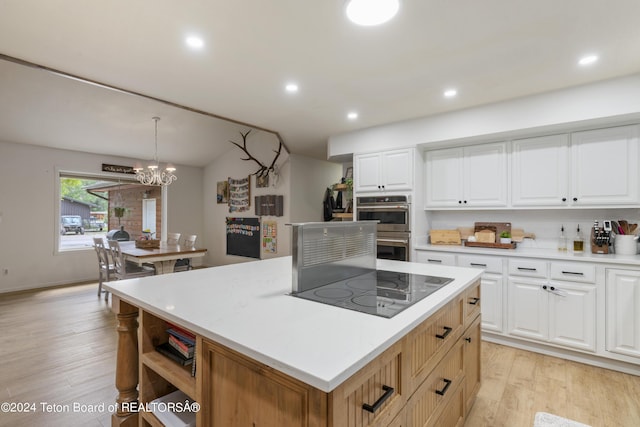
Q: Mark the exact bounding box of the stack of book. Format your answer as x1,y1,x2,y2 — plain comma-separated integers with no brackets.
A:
155,322,196,376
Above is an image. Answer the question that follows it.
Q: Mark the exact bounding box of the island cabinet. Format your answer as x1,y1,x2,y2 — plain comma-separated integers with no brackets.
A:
199,283,480,427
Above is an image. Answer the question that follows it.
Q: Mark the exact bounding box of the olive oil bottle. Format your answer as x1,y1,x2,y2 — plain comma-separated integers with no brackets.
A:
573,225,584,252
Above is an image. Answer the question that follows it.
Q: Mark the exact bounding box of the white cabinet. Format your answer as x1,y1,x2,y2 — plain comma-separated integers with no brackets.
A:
457,255,504,333
425,142,507,208
511,134,570,206
508,260,596,352
571,125,639,206
511,125,639,207
354,149,413,193
414,250,456,266
606,268,640,359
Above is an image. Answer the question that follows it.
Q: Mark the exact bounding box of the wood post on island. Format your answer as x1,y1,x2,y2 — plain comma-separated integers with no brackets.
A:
112,298,140,427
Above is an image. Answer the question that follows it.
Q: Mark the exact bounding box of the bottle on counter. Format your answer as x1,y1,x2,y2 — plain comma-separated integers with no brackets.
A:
573,225,584,252
558,225,567,252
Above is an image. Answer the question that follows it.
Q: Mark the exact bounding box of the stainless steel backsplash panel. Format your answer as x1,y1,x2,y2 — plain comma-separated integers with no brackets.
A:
289,221,378,293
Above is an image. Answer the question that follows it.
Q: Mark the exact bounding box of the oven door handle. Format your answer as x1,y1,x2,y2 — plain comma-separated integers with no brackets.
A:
377,238,410,245
358,205,409,210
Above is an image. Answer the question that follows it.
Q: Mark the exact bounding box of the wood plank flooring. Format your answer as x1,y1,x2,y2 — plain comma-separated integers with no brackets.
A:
1,283,639,427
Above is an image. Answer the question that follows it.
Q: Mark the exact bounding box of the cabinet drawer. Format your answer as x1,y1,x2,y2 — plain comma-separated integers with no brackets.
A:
508,259,548,278
330,341,404,427
457,255,502,274
463,280,481,328
404,294,464,392
550,262,595,283
405,339,465,427
415,251,456,266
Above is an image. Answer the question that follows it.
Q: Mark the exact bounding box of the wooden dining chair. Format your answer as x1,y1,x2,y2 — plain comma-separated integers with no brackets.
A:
108,240,156,280
93,237,116,300
174,235,197,272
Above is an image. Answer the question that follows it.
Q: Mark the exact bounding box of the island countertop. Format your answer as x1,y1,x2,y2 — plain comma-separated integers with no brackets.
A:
104,256,481,392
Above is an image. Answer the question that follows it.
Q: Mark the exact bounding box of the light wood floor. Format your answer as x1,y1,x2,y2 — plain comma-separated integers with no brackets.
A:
1,284,639,427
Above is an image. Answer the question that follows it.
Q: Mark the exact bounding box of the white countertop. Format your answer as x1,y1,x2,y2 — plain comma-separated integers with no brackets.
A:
104,256,481,392
415,243,640,266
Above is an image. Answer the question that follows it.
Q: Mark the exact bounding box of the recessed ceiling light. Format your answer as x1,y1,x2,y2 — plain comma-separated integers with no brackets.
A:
345,0,400,26
347,112,359,120
185,36,204,49
285,83,299,93
444,89,458,98
578,55,598,66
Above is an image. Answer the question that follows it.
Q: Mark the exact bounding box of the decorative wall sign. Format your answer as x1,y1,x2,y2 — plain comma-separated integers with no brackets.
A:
102,163,135,174
216,181,229,204
254,195,284,217
262,221,277,254
228,176,250,212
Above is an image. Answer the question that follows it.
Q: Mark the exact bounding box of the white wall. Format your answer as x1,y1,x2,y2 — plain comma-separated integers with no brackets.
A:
328,73,640,158
0,140,204,293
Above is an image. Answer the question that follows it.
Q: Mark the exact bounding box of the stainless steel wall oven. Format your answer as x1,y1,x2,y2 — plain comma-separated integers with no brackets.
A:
356,195,410,261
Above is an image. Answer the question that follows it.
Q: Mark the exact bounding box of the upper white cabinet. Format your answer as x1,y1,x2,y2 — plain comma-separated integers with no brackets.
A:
511,134,570,206
512,125,639,207
354,148,413,193
571,125,639,206
425,142,508,208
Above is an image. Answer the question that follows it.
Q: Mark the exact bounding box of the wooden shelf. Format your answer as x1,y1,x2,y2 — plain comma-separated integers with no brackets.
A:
142,350,197,400
332,183,349,191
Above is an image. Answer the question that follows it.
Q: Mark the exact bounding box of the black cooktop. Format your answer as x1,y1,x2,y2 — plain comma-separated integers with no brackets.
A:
292,269,453,318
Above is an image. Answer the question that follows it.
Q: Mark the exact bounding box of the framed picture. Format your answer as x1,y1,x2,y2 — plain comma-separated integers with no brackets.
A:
256,174,269,188
216,181,229,204
345,167,353,179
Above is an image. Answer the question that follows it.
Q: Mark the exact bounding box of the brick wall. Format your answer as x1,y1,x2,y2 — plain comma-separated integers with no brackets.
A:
108,186,162,240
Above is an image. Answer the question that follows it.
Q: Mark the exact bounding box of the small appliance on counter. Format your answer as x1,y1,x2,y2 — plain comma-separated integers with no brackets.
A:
591,220,611,254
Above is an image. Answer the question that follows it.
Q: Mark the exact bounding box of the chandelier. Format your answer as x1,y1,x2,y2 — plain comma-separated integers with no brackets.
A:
133,117,177,186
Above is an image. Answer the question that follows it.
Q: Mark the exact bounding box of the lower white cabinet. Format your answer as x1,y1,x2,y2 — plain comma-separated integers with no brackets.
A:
457,255,504,333
606,268,640,359
508,276,596,352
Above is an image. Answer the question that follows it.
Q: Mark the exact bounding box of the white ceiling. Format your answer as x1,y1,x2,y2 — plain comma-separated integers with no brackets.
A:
1,0,640,166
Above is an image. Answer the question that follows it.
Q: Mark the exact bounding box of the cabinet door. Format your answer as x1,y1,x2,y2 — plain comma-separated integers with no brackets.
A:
200,339,327,427
463,316,481,416
479,274,503,333
508,278,548,341
425,148,463,207
462,143,508,207
382,149,413,191
511,134,570,206
606,269,640,358
548,282,596,352
571,125,639,206
355,152,383,192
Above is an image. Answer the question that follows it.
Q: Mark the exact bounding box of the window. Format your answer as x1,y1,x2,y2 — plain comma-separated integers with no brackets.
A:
57,172,138,252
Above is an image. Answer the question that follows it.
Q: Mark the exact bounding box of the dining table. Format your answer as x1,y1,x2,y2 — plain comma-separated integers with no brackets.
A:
118,241,208,274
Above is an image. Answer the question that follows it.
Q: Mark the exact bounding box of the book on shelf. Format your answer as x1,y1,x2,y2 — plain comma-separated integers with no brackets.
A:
156,342,193,366
150,389,196,427
168,335,194,359
190,340,197,377
166,323,196,346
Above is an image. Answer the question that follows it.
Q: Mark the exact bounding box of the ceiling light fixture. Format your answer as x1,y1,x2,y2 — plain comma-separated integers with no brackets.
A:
578,54,598,66
285,83,299,93
345,0,400,26
444,89,458,98
134,117,177,186
185,36,204,49
347,112,359,120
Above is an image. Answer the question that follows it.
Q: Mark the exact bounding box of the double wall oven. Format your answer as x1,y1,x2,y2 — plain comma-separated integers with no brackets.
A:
356,195,411,261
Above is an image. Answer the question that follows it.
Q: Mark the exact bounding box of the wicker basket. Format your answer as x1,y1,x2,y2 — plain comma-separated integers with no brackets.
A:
135,239,160,249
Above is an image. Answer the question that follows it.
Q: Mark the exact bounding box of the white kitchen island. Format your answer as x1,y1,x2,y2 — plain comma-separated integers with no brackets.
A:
105,256,482,427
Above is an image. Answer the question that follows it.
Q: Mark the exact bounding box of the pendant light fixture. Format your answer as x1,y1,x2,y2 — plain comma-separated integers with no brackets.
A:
345,0,400,26
133,117,177,186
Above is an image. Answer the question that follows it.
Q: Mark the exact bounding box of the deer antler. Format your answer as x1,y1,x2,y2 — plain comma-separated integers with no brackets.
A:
229,130,283,178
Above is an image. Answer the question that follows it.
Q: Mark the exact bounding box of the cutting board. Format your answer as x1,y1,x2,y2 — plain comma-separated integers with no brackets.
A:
474,222,512,242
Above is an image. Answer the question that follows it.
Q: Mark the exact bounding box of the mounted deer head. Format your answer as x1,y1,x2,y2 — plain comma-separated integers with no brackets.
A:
229,130,283,178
